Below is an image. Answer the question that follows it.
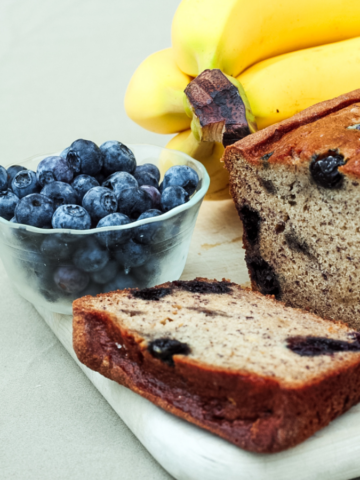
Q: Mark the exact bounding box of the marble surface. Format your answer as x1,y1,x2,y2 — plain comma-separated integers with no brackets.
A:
34,201,360,480
35,306,360,480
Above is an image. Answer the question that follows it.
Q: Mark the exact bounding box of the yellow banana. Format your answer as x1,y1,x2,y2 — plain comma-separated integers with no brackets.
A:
124,48,191,134
125,48,231,199
172,0,360,77
125,0,360,200
238,36,360,130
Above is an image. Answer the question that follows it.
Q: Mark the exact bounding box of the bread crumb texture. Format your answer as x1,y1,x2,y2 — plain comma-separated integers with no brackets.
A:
78,282,360,387
224,90,360,328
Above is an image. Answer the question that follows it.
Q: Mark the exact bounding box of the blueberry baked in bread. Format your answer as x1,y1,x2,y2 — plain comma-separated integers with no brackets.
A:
73,278,360,453
223,89,360,329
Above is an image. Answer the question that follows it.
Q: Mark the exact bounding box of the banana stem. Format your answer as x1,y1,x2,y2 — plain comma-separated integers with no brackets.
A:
179,130,216,160
184,69,257,146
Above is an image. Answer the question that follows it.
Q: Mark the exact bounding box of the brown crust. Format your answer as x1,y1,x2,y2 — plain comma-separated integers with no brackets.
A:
73,278,360,454
223,88,360,179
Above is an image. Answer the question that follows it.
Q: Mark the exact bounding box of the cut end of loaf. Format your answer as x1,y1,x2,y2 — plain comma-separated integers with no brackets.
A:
223,90,360,329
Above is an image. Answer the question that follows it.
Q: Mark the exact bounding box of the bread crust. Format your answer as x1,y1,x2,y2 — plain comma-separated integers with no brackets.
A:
73,279,360,453
223,88,360,179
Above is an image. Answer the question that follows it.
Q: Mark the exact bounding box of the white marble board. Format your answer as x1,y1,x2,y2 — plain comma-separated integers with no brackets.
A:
35,200,360,480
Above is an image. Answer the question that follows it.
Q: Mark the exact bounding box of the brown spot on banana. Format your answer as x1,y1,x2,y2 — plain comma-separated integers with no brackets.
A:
184,69,257,147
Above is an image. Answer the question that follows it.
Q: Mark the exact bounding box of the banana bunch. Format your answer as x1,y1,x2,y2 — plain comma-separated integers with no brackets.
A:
125,0,360,200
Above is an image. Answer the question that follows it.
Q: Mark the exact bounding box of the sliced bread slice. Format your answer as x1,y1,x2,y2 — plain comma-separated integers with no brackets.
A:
73,278,360,453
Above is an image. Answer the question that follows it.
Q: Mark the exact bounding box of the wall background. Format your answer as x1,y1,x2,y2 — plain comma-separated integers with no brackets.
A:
0,0,177,162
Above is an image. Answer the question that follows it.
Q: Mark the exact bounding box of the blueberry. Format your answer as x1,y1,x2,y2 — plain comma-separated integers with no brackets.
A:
102,172,138,198
15,193,54,228
8,221,38,247
100,141,136,176
135,163,160,183
36,156,74,188
117,187,153,218
133,209,162,244
71,174,100,201
0,165,8,190
132,258,163,288
113,239,150,269
95,212,132,247
18,252,45,279
7,165,26,185
54,266,89,293
41,181,79,208
103,271,139,293
27,260,56,287
94,172,107,185
310,153,346,189
147,338,190,366
134,170,158,188
0,190,19,220
66,139,103,176
91,259,118,284
52,204,91,230
177,279,232,294
287,336,360,356
260,178,276,194
11,170,39,198
41,289,63,304
34,268,62,303
59,146,70,159
285,232,311,256
239,205,261,246
140,185,161,209
247,255,281,299
40,235,75,260
132,286,172,301
162,165,199,196
82,186,118,223
81,281,103,296
73,238,110,272
161,186,188,212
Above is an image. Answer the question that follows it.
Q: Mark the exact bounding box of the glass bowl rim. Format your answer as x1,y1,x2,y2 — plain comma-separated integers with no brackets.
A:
0,144,210,236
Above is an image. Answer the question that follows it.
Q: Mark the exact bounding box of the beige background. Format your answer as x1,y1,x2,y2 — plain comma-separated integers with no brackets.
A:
0,1,246,479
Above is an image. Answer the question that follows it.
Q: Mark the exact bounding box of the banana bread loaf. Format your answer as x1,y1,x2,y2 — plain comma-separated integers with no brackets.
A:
73,278,360,453
223,89,360,329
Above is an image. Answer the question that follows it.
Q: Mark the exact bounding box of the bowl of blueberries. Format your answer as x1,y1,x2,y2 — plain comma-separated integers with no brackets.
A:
0,139,209,314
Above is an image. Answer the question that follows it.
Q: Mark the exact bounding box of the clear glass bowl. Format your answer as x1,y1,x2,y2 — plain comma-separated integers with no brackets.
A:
0,145,209,314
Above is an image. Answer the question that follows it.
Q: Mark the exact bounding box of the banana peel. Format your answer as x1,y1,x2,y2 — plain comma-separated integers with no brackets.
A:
238,36,360,130
172,0,360,77
125,51,251,200
125,0,360,200
125,48,192,134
